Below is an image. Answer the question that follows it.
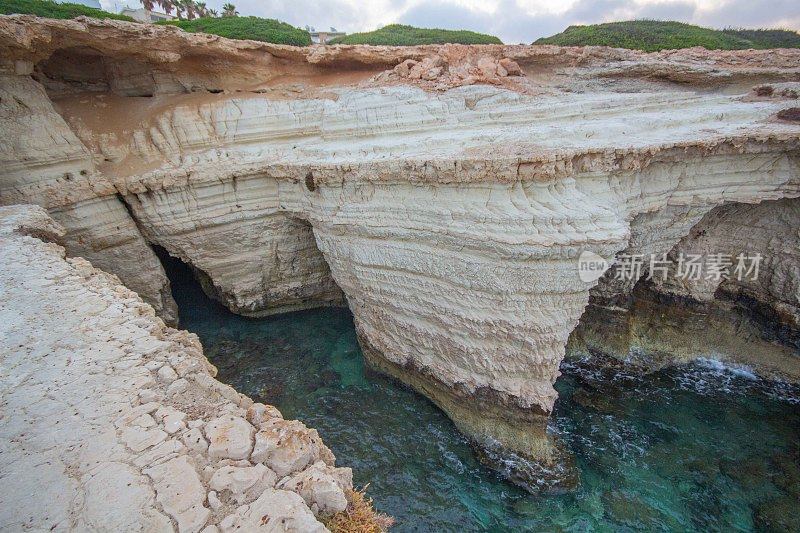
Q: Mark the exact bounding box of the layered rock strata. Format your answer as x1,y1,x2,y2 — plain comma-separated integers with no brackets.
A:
1,16,799,489
571,197,800,381
0,204,354,532
0,71,178,323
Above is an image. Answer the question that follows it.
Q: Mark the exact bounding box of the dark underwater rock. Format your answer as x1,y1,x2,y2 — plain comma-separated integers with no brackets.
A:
754,496,800,533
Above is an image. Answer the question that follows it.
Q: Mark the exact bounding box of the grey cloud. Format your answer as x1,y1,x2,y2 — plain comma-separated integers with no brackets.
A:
403,0,799,44
693,0,800,28
635,1,697,21
399,0,567,43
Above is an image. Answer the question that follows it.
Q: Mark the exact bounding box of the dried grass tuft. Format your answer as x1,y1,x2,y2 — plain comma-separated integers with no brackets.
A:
323,485,395,533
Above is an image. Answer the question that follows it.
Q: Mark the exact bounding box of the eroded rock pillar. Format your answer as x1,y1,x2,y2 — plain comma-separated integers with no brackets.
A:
308,178,628,489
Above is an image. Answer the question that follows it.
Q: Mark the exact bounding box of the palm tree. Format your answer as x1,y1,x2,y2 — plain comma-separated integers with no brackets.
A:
172,0,184,19
178,0,196,20
194,1,207,17
222,2,238,17
141,0,155,17
157,0,174,16
207,7,218,16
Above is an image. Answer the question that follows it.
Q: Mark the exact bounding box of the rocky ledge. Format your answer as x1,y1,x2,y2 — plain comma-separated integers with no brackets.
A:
1,15,799,493
0,204,369,532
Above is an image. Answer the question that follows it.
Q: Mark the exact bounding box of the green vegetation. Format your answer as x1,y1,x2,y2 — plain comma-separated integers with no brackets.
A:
722,28,800,49
158,16,311,45
0,0,134,21
534,20,800,51
329,24,502,45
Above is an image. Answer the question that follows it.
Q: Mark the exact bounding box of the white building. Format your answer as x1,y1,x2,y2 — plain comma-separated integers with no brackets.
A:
307,27,347,44
120,7,174,23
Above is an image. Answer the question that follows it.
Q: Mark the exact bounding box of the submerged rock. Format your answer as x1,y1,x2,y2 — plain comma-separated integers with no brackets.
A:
754,497,800,533
571,385,625,415
601,490,668,530
720,457,769,490
474,438,580,495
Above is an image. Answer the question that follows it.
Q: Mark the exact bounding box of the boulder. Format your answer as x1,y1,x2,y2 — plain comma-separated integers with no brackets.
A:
499,57,523,76
205,416,255,461
218,488,326,533
251,419,335,477
210,463,277,505
276,461,353,514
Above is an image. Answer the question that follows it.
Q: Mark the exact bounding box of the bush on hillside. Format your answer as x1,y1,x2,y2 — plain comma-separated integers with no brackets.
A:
0,0,134,21
534,20,800,51
329,24,502,45
158,16,311,46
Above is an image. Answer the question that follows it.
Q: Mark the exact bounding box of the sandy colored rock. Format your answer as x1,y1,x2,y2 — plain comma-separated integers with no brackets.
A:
210,463,278,505
247,402,283,426
183,427,210,454
252,419,336,477
0,205,348,531
205,416,256,461
219,488,327,533
145,456,210,532
276,461,353,514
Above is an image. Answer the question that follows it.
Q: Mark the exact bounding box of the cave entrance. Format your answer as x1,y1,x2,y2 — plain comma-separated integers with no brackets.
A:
566,197,800,379
152,244,231,325
33,45,162,97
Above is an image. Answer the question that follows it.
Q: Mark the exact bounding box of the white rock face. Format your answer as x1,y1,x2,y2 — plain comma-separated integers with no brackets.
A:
2,17,799,483
77,85,798,431
0,205,352,531
0,74,177,323
124,181,344,316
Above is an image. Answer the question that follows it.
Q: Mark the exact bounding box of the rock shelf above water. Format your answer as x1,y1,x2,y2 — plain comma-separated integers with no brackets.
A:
1,15,799,497
0,205,354,531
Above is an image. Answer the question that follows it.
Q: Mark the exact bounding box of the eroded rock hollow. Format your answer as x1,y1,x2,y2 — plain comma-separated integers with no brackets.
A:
2,15,799,491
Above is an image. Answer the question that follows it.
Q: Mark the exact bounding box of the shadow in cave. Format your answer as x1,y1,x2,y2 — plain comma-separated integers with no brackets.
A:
153,245,231,326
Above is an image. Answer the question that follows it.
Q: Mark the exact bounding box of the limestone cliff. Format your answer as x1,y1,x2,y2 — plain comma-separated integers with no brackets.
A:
0,205,356,532
1,15,799,490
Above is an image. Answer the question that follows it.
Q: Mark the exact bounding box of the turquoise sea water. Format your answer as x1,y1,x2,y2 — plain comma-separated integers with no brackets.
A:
165,257,800,532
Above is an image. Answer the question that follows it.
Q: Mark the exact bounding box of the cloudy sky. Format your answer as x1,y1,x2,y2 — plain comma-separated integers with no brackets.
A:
101,0,800,44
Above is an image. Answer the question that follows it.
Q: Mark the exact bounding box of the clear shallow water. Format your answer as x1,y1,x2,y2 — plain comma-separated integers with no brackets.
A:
165,257,800,532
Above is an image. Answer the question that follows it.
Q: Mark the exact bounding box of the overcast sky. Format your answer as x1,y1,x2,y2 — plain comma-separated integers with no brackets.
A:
101,0,800,44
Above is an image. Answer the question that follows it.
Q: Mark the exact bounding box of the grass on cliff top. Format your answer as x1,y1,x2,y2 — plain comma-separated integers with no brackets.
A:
157,16,311,46
534,20,800,51
0,0,134,21
328,23,502,45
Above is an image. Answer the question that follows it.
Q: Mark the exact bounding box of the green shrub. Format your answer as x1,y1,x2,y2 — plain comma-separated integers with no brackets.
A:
534,20,800,51
329,24,502,45
158,16,311,46
721,28,800,49
0,0,134,21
